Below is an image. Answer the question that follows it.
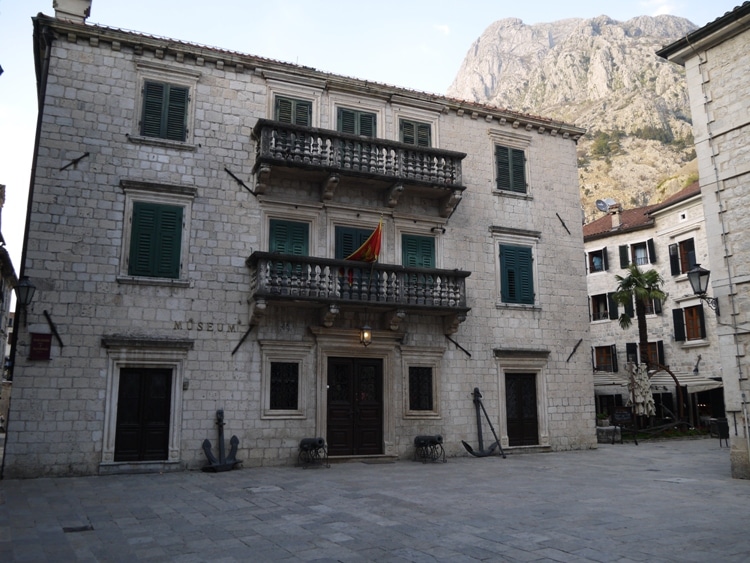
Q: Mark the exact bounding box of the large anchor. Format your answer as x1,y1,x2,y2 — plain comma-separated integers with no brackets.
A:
202,409,241,472
462,387,506,458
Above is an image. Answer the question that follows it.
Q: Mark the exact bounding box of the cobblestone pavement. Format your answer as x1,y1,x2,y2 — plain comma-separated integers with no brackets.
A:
1,438,748,562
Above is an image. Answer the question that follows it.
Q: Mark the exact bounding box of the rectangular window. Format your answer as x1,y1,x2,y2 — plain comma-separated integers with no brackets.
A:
274,96,312,126
335,226,373,260
128,202,183,279
500,245,533,304
408,366,434,411
669,238,696,275
495,145,526,193
673,304,706,342
619,239,656,268
269,219,309,255
399,119,431,147
269,362,299,410
588,248,608,272
337,107,376,137
590,293,617,321
141,81,189,141
402,235,435,268
627,341,665,366
593,345,618,372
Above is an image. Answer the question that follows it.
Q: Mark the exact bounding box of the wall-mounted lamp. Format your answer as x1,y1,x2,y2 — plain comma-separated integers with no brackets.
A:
687,264,720,315
431,226,446,234
15,276,36,326
360,324,372,347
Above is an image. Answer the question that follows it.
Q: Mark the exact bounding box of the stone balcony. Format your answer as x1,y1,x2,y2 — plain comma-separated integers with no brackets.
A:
251,119,466,217
246,252,471,334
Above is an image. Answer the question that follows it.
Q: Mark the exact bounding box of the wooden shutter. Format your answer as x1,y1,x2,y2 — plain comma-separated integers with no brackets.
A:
657,340,665,366
624,296,634,319
619,245,629,269
607,293,619,320
338,107,356,134
495,146,526,193
129,202,182,278
669,243,680,275
697,304,706,339
269,220,309,256
335,226,371,260
338,108,375,137
400,120,416,145
165,85,188,141
673,308,686,342
402,235,435,268
610,344,618,372
602,247,609,271
141,81,166,138
275,97,294,123
500,245,533,304
626,342,638,364
647,238,656,263
654,298,662,314
358,112,376,137
275,97,311,126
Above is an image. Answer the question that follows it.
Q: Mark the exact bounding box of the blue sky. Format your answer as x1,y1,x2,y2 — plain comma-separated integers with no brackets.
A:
0,0,743,269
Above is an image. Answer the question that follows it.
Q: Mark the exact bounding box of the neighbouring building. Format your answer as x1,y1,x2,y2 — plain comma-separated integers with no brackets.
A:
0,185,18,438
2,1,594,478
658,2,750,478
583,182,724,426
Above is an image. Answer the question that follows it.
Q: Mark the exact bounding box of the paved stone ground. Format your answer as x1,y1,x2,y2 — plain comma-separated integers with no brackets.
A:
1,438,748,562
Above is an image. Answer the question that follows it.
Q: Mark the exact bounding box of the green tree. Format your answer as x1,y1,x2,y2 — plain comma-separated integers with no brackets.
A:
613,265,666,366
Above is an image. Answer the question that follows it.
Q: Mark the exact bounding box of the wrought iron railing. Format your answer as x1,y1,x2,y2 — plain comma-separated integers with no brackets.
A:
246,252,469,311
252,119,465,189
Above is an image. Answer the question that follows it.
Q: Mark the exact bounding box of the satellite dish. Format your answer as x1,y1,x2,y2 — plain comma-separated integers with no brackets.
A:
595,198,617,213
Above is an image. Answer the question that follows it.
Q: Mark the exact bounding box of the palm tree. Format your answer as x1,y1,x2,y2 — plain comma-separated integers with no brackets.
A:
613,264,666,367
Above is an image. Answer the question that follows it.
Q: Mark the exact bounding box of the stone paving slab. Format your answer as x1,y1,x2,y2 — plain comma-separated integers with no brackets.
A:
1,438,748,562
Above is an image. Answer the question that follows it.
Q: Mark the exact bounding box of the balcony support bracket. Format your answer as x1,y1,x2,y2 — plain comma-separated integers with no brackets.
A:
255,164,271,195
444,313,467,335
440,190,462,218
386,183,404,208
321,174,340,201
249,298,267,325
321,304,340,328
387,309,407,331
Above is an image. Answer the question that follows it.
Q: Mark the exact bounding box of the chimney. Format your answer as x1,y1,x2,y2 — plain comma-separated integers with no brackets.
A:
609,204,621,230
53,0,92,23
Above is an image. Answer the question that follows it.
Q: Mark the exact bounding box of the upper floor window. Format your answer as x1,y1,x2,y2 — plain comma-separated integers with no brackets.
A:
588,248,608,273
141,81,189,142
335,226,374,259
590,293,617,322
669,238,696,276
673,304,706,342
399,119,431,147
619,239,656,268
402,234,435,268
495,145,527,194
593,344,618,372
337,108,376,137
269,219,309,256
626,341,665,367
128,202,183,279
274,96,312,126
500,244,534,304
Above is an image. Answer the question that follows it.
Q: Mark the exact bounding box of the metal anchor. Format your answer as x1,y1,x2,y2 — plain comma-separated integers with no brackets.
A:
202,409,241,472
462,387,506,458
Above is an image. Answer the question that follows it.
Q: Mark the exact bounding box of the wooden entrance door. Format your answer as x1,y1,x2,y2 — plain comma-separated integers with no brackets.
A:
326,357,383,456
505,373,539,446
114,368,172,461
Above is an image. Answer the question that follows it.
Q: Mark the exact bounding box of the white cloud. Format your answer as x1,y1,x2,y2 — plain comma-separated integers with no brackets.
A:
434,24,450,35
640,0,678,17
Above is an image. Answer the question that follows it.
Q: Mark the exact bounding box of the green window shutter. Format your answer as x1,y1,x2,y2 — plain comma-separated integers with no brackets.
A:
495,146,526,193
335,226,371,260
141,81,188,141
337,108,376,137
673,308,686,342
619,245,629,268
402,235,435,268
275,97,311,126
500,244,533,304
269,219,309,256
399,119,431,147
129,202,183,278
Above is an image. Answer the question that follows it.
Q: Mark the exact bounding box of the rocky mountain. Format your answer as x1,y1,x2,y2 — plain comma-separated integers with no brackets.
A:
446,15,699,222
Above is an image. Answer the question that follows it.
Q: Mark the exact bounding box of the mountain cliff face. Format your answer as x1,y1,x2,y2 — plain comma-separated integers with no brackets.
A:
447,15,698,222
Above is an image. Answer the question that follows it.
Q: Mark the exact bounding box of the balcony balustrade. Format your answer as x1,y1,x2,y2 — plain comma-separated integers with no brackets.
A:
251,119,465,216
246,252,470,319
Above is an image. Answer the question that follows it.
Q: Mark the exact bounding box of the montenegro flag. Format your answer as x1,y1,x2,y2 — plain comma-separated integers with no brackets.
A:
345,219,382,263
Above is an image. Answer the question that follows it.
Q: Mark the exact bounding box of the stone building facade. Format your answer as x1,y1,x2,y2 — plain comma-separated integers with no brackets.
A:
3,2,595,478
583,183,723,424
658,3,750,478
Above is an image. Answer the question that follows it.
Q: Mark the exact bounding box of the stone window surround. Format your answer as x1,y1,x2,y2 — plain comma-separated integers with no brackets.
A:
100,336,193,472
401,346,445,419
259,340,312,419
118,180,197,287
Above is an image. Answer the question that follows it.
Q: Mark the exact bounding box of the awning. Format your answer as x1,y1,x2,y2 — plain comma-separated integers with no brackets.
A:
649,371,723,393
594,371,630,390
